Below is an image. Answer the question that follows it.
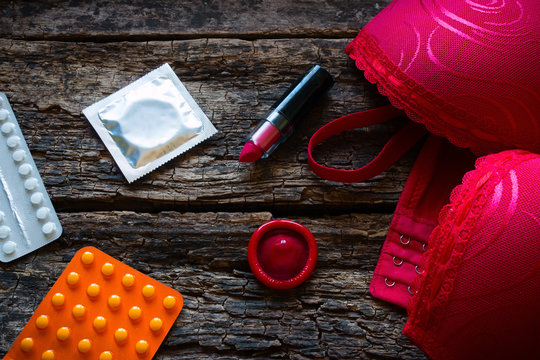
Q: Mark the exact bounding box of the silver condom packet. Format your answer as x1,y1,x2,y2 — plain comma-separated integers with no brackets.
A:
83,63,217,183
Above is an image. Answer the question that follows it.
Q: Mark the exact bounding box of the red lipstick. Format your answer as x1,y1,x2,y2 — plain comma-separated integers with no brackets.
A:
239,65,334,163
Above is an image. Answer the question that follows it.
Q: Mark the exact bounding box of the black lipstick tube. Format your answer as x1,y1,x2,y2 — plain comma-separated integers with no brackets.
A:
247,65,334,158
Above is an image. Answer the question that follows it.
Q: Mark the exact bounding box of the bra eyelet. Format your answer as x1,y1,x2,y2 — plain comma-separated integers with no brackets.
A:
393,256,403,266
415,265,424,274
400,234,411,245
384,278,396,287
408,286,417,295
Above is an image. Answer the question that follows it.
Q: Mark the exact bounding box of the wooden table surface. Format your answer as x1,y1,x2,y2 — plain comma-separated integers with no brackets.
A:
0,1,427,359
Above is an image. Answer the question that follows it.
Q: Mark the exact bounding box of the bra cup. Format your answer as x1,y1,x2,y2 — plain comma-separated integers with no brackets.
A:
346,0,540,154
404,150,540,360
343,2,540,357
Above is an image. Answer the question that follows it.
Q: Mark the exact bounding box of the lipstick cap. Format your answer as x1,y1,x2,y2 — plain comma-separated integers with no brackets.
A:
270,65,334,129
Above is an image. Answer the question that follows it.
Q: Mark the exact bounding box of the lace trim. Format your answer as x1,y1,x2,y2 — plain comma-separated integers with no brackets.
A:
345,31,520,156
403,150,537,358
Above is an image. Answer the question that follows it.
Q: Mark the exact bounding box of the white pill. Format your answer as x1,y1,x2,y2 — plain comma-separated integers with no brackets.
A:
12,149,26,162
6,135,20,148
2,241,16,254
36,207,50,220
0,225,10,239
0,109,8,121
42,222,56,235
1,122,14,135
0,211,4,222
18,163,32,176
24,177,38,191
30,192,44,205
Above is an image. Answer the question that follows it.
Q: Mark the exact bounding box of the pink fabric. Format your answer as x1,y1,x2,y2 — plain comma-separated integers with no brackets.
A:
370,135,475,307
346,0,540,155
313,1,540,358
308,106,427,183
404,150,540,360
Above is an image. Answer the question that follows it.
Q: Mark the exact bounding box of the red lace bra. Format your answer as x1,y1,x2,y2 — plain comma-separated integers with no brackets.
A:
308,1,540,359
348,0,540,156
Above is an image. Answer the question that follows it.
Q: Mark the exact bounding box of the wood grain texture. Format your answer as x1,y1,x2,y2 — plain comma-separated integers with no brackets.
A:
0,212,425,359
0,37,417,212
1,0,391,40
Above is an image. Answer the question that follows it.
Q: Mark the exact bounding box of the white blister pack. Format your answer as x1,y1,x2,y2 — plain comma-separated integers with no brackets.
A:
0,93,62,262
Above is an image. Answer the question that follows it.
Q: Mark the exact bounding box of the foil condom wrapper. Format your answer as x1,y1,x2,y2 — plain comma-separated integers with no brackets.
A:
83,63,218,183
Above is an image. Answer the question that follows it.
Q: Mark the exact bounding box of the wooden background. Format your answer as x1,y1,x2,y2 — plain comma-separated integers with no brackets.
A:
0,1,427,359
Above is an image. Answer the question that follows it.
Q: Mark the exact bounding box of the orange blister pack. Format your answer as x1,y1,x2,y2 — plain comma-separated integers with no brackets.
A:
4,246,183,360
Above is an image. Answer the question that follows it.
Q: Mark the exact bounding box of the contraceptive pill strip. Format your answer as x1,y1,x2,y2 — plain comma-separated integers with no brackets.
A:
0,93,62,262
4,246,183,360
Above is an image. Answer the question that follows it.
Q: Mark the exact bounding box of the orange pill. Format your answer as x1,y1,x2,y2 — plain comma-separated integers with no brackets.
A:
101,262,114,276
20,337,34,352
35,315,49,329
93,316,107,331
72,304,86,319
81,251,94,265
41,350,55,360
99,351,113,360
66,271,80,286
87,283,100,297
122,273,135,288
78,338,91,353
114,328,128,343
128,306,142,321
56,326,71,341
163,295,177,309
135,340,149,354
51,292,65,307
108,294,121,309
149,317,163,332
142,284,155,299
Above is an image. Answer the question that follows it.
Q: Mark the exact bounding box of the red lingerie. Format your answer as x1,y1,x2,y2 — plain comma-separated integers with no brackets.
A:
308,1,540,359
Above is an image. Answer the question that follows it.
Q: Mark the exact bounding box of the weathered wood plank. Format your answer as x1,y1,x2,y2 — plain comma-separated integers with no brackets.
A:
0,211,425,359
0,38,416,212
1,0,391,40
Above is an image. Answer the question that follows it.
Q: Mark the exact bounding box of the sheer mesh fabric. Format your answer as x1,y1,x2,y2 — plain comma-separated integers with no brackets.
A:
341,1,539,357
404,151,540,360
346,0,540,155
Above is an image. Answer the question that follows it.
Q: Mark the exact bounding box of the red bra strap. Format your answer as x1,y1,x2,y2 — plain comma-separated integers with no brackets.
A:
308,105,428,183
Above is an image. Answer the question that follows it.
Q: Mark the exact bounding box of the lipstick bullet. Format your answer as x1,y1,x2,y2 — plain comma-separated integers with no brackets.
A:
239,65,334,163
